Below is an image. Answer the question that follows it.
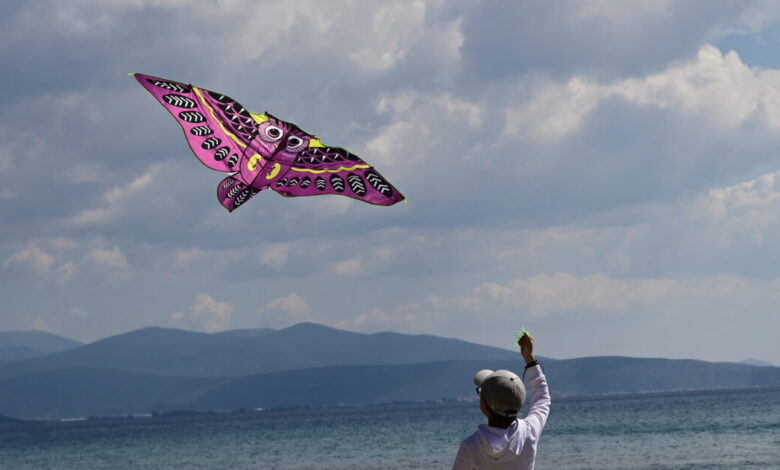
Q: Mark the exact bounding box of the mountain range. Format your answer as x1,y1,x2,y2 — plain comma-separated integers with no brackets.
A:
0,330,82,364
0,323,778,419
0,323,518,379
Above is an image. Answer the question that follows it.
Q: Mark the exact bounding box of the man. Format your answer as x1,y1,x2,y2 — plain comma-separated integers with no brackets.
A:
451,334,550,470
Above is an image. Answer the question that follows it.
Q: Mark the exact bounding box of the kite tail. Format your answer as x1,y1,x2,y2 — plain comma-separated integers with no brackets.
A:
217,176,260,212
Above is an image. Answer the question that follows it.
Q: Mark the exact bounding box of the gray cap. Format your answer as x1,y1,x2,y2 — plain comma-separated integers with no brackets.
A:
473,369,526,418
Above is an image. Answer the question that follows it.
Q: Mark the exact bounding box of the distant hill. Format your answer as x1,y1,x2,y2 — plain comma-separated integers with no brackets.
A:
546,356,780,395
0,331,82,363
0,323,518,380
1,356,779,418
0,330,82,352
193,356,780,410
0,346,53,363
0,323,778,419
0,369,218,418
739,358,775,367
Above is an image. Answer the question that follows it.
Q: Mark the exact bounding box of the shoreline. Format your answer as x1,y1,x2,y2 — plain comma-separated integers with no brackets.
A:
3,384,779,423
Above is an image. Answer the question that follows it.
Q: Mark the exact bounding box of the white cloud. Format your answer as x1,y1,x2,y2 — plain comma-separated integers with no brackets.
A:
2,239,82,284
700,170,780,222
258,243,290,270
399,272,677,322
505,77,605,141
172,293,233,333
348,1,463,73
5,239,134,285
70,164,163,225
461,273,677,317
55,261,78,286
682,169,780,247
332,258,363,276
377,91,483,127
215,1,321,62
104,164,161,204
59,245,133,283
347,1,427,72
173,248,207,266
367,91,483,171
507,44,780,142
25,315,58,333
158,247,244,283
194,0,461,76
12,0,193,36
616,46,780,128
342,272,780,343
336,304,447,333
257,293,322,328
48,238,77,251
3,245,56,274
85,246,130,271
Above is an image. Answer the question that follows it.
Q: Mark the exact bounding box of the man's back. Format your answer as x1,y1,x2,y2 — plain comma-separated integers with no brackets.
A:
451,335,550,470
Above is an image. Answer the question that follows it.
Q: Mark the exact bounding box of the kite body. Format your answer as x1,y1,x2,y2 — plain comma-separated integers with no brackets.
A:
133,73,404,211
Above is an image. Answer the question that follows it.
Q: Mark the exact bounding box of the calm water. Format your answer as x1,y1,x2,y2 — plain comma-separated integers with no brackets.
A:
1,388,778,469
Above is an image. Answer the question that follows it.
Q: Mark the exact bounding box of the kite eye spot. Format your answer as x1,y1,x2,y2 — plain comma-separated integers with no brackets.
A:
286,136,304,150
264,125,283,142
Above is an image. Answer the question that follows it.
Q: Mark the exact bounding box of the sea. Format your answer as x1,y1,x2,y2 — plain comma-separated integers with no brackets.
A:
1,387,778,470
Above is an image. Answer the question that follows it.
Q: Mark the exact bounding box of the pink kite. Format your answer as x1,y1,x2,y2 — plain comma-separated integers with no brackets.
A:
133,73,404,211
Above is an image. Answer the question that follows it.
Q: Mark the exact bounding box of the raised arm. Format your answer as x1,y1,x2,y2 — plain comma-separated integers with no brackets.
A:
519,334,551,435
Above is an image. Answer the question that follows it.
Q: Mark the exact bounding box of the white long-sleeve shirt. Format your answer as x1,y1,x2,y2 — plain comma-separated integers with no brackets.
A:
452,364,551,470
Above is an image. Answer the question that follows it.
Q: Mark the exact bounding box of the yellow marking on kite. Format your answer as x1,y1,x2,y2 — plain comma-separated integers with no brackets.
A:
251,113,269,124
308,138,324,148
192,87,247,149
266,163,282,179
247,154,265,172
290,164,370,174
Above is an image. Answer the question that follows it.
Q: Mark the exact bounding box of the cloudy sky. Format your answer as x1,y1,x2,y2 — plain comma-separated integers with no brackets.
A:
3,0,780,364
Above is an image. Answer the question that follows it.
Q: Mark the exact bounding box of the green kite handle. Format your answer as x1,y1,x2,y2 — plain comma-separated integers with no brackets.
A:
513,327,530,345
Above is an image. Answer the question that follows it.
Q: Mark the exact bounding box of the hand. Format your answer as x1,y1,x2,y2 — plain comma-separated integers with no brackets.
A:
518,333,536,365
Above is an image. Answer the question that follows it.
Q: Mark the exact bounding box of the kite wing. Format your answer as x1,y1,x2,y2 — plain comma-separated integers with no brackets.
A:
133,73,262,175
273,146,405,206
